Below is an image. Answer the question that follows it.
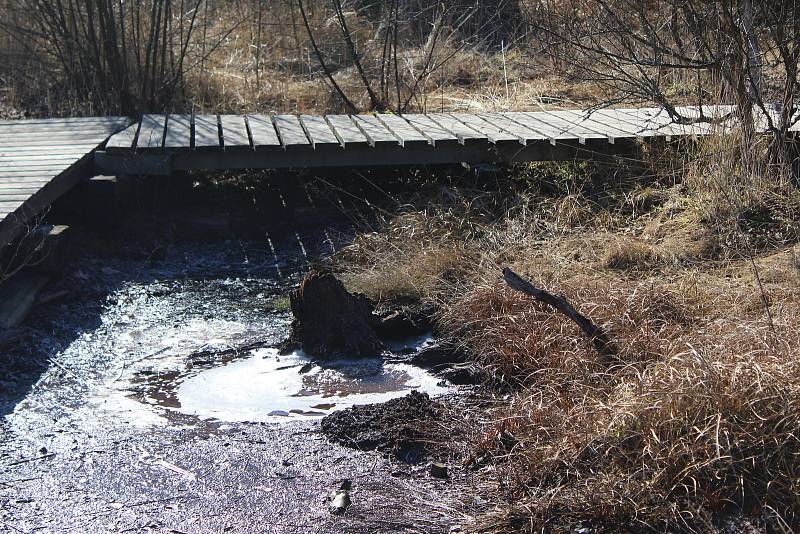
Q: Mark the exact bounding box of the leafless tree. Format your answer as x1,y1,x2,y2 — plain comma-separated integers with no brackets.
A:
528,0,799,163
298,0,520,112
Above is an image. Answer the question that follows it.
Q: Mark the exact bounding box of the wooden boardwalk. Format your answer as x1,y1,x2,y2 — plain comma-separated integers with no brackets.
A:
96,105,764,175
0,117,130,251
1,105,796,255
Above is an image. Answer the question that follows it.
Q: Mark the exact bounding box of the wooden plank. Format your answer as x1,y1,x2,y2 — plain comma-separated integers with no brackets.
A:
219,114,251,150
0,176,59,184
325,115,369,148
548,110,636,142
164,114,192,149
0,139,109,149
0,132,114,143
497,112,569,145
136,114,166,150
104,121,140,151
0,182,50,191
402,114,458,146
478,113,545,145
0,151,94,160
426,114,486,145
247,115,281,150
450,113,519,145
375,114,429,147
0,153,87,162
350,115,398,147
0,117,129,127
506,112,600,144
0,143,105,153
0,124,120,136
194,114,221,150
0,169,72,179
274,115,310,148
589,109,663,137
0,199,25,211
0,160,84,170
299,115,341,149
0,192,36,202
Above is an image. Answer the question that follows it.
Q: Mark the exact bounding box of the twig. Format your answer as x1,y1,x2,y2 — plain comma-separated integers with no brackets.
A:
5,453,56,468
502,267,615,356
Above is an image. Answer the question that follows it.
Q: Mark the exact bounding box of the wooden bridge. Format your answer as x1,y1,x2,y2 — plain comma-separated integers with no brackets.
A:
95,106,728,176
0,105,793,253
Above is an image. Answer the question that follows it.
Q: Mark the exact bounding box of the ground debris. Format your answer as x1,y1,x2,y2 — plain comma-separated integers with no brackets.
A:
320,391,439,463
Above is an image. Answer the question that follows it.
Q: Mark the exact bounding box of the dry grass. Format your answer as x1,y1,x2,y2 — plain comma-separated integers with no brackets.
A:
333,153,800,531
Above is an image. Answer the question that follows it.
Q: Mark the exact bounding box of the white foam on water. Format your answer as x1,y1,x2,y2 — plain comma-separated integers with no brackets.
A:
176,348,451,422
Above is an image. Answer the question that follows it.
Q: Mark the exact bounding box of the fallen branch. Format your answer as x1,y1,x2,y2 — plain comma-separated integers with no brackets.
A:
502,267,615,356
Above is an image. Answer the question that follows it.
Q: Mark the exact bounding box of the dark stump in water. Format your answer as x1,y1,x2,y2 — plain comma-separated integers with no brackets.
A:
280,269,384,358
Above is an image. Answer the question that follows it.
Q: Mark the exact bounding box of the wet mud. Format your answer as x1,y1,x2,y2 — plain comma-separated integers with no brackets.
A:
0,176,481,533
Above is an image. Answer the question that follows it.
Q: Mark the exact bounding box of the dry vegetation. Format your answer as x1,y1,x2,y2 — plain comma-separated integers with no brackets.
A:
333,134,800,531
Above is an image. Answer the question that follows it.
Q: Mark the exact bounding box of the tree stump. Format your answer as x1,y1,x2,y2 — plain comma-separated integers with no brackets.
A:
280,270,385,358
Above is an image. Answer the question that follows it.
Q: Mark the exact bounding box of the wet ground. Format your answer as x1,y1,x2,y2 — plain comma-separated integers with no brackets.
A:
0,175,482,533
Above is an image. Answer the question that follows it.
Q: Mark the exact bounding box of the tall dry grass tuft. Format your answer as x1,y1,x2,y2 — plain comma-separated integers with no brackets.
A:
332,145,800,530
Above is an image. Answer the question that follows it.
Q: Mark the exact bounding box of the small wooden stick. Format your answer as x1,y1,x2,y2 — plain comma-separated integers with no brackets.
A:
502,267,614,356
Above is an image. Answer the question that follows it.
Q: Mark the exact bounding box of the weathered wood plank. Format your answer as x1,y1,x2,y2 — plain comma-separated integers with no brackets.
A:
506,112,598,144
588,109,662,137
105,122,140,151
478,113,544,145
0,192,38,202
548,110,636,142
299,115,341,149
0,169,73,178
350,115,399,147
376,114,429,147
497,112,567,144
0,139,110,150
401,114,458,146
0,144,106,154
0,159,84,169
325,115,369,148
450,113,519,144
136,114,166,150
247,115,281,150
274,115,310,149
194,114,221,150
0,132,115,143
220,114,251,150
426,114,486,145
0,153,88,162
0,182,50,191
0,117,129,127
164,114,193,149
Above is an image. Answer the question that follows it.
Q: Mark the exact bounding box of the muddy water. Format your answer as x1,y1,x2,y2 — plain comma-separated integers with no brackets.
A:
1,202,470,533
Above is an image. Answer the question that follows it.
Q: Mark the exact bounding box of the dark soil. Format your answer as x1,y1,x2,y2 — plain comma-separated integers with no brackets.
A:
320,391,441,463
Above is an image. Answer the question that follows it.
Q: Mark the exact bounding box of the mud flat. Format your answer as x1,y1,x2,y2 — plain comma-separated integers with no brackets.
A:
0,178,481,533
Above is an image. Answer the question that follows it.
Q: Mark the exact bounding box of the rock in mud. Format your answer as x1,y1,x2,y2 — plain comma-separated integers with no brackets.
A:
429,462,449,479
328,480,352,515
411,343,465,368
436,363,483,385
280,269,384,358
375,302,436,339
321,391,439,463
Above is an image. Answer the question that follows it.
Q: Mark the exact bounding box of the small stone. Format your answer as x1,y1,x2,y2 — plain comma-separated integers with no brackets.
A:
329,489,351,515
430,462,448,479
38,447,48,455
